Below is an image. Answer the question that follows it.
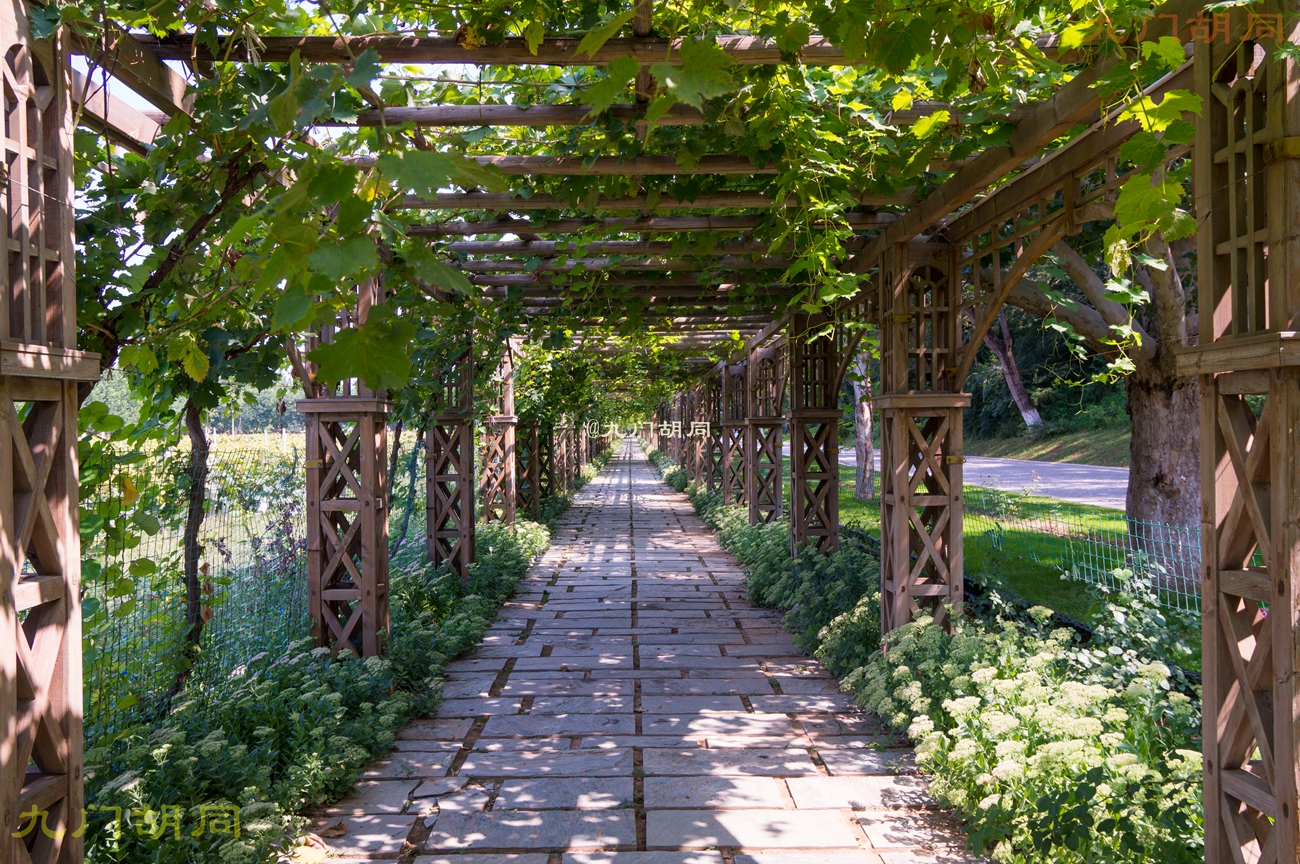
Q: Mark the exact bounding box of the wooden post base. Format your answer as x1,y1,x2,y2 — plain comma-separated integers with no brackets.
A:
876,394,968,634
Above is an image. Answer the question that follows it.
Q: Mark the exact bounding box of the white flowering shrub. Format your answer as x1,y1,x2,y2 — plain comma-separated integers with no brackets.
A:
680,475,1203,863
854,610,1202,862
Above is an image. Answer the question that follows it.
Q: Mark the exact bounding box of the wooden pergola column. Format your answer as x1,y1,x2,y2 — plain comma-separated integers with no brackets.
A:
555,419,572,494
516,418,541,520
480,347,517,524
300,276,392,658
746,344,787,525
427,348,475,580
721,361,748,505
706,373,724,492
875,242,965,633
787,314,842,555
691,386,707,486
0,5,93,855
1189,27,1300,863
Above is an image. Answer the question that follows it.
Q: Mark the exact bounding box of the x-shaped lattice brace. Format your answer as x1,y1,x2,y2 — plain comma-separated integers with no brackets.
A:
1,382,82,864
1208,388,1281,861
790,412,840,555
312,420,368,655
427,417,475,580
746,422,784,525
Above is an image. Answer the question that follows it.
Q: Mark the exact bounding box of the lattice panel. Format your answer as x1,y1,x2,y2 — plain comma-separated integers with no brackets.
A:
516,420,541,519
537,425,555,499
746,423,783,525
790,415,839,554
555,423,571,494
724,363,746,422
480,420,515,523
480,350,517,524
1199,39,1275,345
789,314,837,411
0,8,84,857
722,423,746,506
1,379,84,864
304,405,390,658
426,418,474,580
878,397,966,635
1200,371,1293,864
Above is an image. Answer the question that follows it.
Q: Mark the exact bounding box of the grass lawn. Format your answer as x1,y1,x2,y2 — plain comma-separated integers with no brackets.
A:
826,458,1121,623
965,426,1131,467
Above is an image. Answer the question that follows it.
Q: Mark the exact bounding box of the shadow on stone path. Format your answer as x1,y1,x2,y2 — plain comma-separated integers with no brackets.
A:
312,440,980,863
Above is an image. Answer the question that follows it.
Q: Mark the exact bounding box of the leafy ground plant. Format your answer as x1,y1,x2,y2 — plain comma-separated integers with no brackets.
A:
83,518,550,864
656,448,1203,864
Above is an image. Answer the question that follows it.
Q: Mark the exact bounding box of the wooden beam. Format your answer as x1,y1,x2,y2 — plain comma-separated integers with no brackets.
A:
479,283,788,297
401,192,915,211
445,240,776,255
412,212,899,235
470,274,748,287
456,255,791,272
133,33,871,67
324,103,705,127
71,70,161,154
943,61,1193,242
351,154,775,175
73,29,193,116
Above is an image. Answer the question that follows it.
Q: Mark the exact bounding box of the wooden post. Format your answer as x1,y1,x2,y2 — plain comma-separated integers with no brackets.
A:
299,276,392,658
555,419,571,494
706,373,724,492
788,314,842,555
746,344,786,525
427,347,475,580
1185,24,1300,862
691,386,707,486
722,361,748,505
516,418,541,519
874,239,969,633
480,347,517,523
0,5,93,854
538,423,556,499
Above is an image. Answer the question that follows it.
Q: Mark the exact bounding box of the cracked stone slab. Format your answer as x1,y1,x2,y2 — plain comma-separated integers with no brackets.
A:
494,777,634,810
643,776,787,809
459,748,634,777
642,748,820,777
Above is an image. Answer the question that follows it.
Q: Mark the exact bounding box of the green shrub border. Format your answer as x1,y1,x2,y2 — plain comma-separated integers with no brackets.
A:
83,452,609,863
642,444,1203,864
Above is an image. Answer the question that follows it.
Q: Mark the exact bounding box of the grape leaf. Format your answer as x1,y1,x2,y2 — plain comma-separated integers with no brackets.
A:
649,38,734,109
307,305,416,390
580,55,640,115
575,8,638,58
1118,90,1202,132
524,21,545,55
308,235,378,280
378,149,506,195
272,284,314,331
913,110,950,139
407,246,473,293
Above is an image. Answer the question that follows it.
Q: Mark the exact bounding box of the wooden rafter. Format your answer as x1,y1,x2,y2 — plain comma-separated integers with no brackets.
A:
134,33,881,66
411,212,899,235
402,192,914,211
72,28,193,116
352,154,777,175
456,255,790,272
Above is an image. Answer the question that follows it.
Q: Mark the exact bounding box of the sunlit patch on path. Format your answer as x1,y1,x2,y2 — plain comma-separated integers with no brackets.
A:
312,440,978,862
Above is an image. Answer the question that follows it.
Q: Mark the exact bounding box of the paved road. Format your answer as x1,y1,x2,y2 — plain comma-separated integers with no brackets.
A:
789,445,1130,511
313,441,963,860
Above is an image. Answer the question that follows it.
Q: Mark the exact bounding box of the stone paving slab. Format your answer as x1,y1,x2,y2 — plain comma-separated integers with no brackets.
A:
317,441,971,862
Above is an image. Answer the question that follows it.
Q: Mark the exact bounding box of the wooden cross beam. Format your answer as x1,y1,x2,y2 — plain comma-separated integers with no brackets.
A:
474,279,789,293
401,192,916,211
455,256,791,272
443,240,778,255
133,33,872,66
324,103,706,127
71,70,162,154
411,212,900,235
351,154,775,175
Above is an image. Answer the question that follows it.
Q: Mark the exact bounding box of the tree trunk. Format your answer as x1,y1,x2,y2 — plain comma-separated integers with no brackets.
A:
852,351,875,501
164,399,210,707
983,309,1043,431
1125,371,1200,527
387,419,404,501
391,421,426,555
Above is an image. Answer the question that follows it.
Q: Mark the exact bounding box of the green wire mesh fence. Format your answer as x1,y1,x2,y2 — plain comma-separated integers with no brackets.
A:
81,444,309,740
962,485,1201,613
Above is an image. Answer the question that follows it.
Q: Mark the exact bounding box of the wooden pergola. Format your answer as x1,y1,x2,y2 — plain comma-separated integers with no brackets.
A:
5,0,1296,859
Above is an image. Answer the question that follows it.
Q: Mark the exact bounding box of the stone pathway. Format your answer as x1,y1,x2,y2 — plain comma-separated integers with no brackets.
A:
312,440,975,863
